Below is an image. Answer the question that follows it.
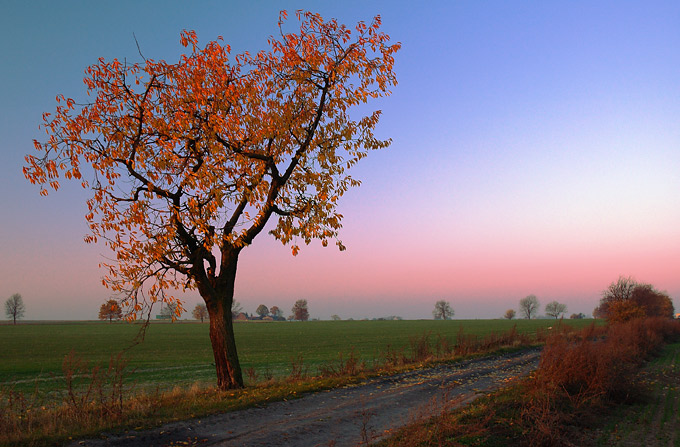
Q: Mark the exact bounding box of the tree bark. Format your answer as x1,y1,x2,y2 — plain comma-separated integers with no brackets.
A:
207,298,243,389
200,252,244,390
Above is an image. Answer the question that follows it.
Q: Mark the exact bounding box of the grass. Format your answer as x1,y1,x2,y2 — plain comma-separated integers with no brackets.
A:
592,340,680,446
0,318,592,394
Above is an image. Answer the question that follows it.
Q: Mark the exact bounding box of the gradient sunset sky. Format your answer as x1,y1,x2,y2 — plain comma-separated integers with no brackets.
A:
1,1,678,320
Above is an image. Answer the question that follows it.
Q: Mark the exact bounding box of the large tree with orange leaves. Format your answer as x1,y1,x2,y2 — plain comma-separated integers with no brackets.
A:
24,11,399,389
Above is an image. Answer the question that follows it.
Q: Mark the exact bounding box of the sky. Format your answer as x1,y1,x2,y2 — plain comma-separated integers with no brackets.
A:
1,1,679,321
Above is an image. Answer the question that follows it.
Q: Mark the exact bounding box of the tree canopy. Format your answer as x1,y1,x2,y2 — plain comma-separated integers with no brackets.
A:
292,299,309,321
24,11,399,389
432,300,454,320
98,299,122,322
192,303,209,322
595,276,674,322
544,301,567,319
519,295,539,319
5,294,25,325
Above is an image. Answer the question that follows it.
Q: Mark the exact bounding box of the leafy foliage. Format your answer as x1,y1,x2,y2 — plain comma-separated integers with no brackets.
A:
98,299,123,322
504,309,516,320
256,304,269,318
192,303,208,322
291,299,309,321
24,10,399,389
24,11,400,316
595,276,675,322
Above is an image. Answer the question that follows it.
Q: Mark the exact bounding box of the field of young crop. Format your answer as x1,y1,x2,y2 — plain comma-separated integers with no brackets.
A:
0,318,594,394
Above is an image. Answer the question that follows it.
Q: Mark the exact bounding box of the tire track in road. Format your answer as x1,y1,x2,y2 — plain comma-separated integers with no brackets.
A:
70,348,541,447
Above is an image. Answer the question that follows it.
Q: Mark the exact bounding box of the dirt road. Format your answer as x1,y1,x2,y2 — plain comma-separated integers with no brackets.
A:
70,348,540,447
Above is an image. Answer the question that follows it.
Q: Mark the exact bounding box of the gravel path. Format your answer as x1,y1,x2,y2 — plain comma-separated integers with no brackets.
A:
70,348,541,447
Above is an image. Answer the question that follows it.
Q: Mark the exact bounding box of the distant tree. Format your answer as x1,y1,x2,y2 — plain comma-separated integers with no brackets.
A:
331,314,341,321
160,302,183,322
545,301,567,319
291,299,309,321
192,304,209,322
432,300,454,320
504,309,516,320
231,301,243,318
594,276,675,321
98,299,122,322
519,295,539,319
5,294,26,325
256,304,269,318
270,306,283,318
570,313,586,319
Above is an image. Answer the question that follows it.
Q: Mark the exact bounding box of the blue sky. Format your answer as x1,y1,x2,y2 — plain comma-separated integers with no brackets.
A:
2,1,679,320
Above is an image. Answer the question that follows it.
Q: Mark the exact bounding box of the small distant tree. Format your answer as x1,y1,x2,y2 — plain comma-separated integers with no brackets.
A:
160,302,183,322
98,299,122,322
570,312,585,319
292,299,309,321
331,314,341,321
432,300,454,320
545,301,567,319
504,309,516,320
231,301,243,318
256,304,269,318
193,304,209,322
5,294,26,325
519,295,539,319
270,306,283,318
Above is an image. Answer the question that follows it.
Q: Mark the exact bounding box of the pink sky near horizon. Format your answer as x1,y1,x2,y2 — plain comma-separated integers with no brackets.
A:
1,1,679,320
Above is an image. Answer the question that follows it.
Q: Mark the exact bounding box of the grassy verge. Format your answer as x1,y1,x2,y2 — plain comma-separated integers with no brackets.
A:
591,340,680,446
377,317,680,447
0,320,565,446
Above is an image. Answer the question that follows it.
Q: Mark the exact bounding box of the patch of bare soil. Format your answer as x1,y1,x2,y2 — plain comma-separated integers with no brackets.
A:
69,349,540,447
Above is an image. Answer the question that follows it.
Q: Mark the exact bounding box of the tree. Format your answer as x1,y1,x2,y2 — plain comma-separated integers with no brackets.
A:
193,303,209,322
231,301,243,318
5,294,25,325
270,305,283,318
504,309,516,320
570,313,585,319
544,301,567,319
24,12,399,390
292,299,309,321
256,304,269,318
432,300,454,320
331,314,341,321
594,276,674,321
519,295,539,319
160,302,183,321
98,299,122,322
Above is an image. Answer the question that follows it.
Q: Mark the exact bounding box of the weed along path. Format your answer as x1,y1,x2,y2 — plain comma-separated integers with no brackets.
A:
71,348,541,447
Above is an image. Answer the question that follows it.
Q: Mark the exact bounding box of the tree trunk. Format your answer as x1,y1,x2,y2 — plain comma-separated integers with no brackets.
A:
207,299,243,389
200,251,243,390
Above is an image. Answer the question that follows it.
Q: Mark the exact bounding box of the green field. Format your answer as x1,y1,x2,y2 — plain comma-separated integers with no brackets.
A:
0,319,593,393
